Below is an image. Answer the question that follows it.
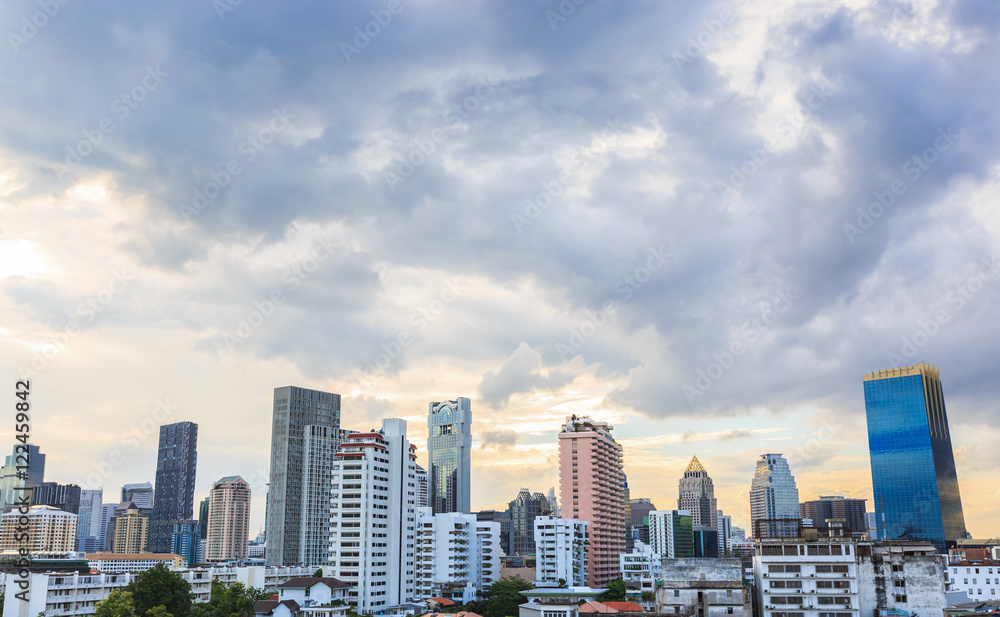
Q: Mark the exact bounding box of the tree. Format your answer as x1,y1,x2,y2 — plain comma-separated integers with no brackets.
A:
486,576,534,617
557,579,567,588
207,581,270,617
313,568,323,577
96,590,137,617
598,579,627,602
145,607,174,617
126,563,193,617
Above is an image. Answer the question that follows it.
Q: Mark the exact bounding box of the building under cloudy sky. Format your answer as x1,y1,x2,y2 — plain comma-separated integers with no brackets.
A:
0,1,998,536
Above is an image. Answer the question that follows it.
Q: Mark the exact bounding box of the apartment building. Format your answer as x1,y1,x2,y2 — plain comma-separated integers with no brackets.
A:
534,516,588,587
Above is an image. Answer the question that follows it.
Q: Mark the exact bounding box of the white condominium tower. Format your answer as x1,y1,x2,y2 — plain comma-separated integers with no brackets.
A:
414,508,502,600
329,419,417,613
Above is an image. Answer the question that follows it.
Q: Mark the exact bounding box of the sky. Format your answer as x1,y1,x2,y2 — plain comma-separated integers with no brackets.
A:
1,0,998,539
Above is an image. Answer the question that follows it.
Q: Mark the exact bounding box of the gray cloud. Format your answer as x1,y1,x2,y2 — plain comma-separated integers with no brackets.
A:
478,342,576,407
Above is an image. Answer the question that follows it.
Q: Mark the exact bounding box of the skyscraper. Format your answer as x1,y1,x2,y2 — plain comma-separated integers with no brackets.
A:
205,476,251,563
0,444,45,511
678,455,718,531
329,419,417,612
629,498,657,545
427,398,472,514
32,482,82,514
415,463,428,508
171,519,201,566
647,510,694,558
300,425,356,567
150,422,198,553
749,453,800,538
121,482,154,508
800,496,867,535
76,488,104,551
508,488,550,556
198,497,209,540
863,362,967,551
266,386,341,565
558,415,625,587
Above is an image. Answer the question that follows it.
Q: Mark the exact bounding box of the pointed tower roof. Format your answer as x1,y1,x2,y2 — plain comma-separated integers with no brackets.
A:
686,454,706,473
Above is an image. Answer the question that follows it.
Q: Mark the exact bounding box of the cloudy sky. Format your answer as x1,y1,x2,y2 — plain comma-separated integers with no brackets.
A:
2,0,998,538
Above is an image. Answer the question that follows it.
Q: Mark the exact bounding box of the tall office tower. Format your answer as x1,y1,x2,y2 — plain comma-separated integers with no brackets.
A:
32,482,82,514
300,425,356,567
630,499,657,544
547,487,560,518
198,497,209,540
121,482,154,508
508,488,550,556
267,386,340,565
647,510,694,558
678,455,718,530
171,519,201,566
98,503,116,550
717,511,732,555
328,419,417,612
205,476,251,562
800,496,868,535
749,454,801,538
477,510,512,557
78,489,103,536
863,363,967,551
113,503,150,553
150,422,199,553
415,464,429,508
427,398,472,514
558,415,625,587
414,508,502,599
0,444,45,510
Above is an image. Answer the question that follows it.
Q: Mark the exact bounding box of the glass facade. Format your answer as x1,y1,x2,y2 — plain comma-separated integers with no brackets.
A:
150,421,198,553
750,453,800,537
427,398,472,514
864,364,967,552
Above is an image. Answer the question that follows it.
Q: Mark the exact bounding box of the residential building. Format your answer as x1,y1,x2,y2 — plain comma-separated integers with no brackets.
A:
112,503,149,554
274,577,351,616
328,418,416,612
945,561,1000,601
678,455,718,531
630,499,657,545
150,422,199,553
856,542,947,615
477,510,511,557
750,454,801,538
302,425,358,567
427,397,472,514
86,553,184,572
121,482,154,508
509,488,550,556
414,508,502,601
558,415,625,587
33,482,82,514
172,519,201,566
648,510,695,559
619,541,661,594
863,362,968,551
415,463,429,508
801,496,868,535
0,444,45,511
718,512,732,556
267,385,341,565
519,588,604,617
0,505,76,552
533,516,588,588
655,558,751,616
206,475,251,563
753,535,860,617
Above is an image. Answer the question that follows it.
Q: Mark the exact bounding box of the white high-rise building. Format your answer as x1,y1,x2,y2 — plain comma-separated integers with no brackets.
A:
648,510,692,559
415,464,428,509
533,516,588,587
717,511,732,555
414,508,501,600
329,419,417,613
750,453,800,538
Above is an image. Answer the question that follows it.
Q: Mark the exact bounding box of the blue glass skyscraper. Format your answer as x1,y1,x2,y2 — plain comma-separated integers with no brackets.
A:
863,362,967,552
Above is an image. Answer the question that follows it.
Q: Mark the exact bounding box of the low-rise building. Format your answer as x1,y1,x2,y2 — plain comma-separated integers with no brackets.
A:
87,553,184,573
656,558,750,617
856,542,947,616
275,577,351,617
946,561,1000,601
534,517,588,587
519,588,605,617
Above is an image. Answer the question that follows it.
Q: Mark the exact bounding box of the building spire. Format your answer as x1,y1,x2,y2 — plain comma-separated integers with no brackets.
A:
686,454,706,473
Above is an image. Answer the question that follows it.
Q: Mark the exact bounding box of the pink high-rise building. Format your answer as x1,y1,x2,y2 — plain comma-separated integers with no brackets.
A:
558,415,625,587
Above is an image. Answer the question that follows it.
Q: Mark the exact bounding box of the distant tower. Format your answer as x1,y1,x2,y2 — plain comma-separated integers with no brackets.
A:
150,422,198,553
205,476,251,563
749,453,800,538
415,463,429,509
0,444,45,511
864,362,967,551
547,487,560,518
678,455,718,530
427,398,472,514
